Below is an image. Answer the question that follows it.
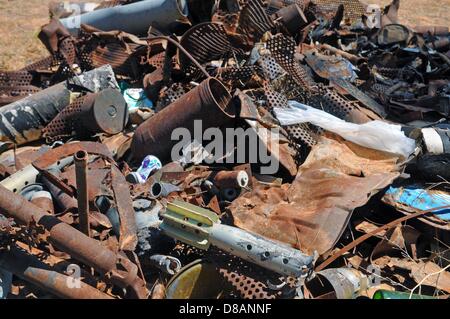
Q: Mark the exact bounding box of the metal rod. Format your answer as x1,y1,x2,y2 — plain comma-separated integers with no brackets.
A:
75,150,91,237
0,245,113,299
146,36,211,79
0,185,149,298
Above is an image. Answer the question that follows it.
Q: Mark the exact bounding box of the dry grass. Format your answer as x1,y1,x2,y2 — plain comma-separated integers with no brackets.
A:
0,0,91,70
360,0,450,27
0,0,449,71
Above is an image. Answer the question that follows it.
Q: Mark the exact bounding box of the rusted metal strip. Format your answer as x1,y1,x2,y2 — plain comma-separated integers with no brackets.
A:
111,165,138,252
315,205,450,272
33,142,113,197
330,78,387,118
33,142,113,171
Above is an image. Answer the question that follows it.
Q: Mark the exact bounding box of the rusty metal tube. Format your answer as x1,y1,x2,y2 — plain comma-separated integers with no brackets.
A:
0,184,148,298
212,171,250,189
75,150,91,237
30,191,55,214
132,78,236,162
42,176,78,213
0,246,113,299
318,44,364,65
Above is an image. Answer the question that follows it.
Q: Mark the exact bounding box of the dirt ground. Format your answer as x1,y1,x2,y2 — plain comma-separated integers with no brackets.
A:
0,0,449,71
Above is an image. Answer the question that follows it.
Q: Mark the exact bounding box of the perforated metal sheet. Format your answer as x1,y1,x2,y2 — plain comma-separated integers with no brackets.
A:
59,37,78,66
264,83,317,148
266,34,317,91
314,0,366,23
179,23,238,75
212,11,240,33
148,52,167,69
309,84,373,123
259,55,286,80
158,83,191,110
375,66,402,79
237,0,276,43
218,65,262,88
43,95,88,141
0,86,40,97
0,71,34,87
91,42,141,76
20,56,58,72
209,250,295,299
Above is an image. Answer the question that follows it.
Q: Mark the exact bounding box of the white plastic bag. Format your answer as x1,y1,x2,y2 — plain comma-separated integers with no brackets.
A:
274,101,416,158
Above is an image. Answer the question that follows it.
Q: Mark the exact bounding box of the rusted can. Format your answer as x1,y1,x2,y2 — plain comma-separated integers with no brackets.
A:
132,78,236,162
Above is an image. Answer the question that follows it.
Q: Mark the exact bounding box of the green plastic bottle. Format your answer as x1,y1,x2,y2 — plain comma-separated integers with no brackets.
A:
373,290,436,299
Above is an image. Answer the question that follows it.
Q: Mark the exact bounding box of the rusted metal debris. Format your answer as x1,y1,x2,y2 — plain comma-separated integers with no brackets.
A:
0,0,449,300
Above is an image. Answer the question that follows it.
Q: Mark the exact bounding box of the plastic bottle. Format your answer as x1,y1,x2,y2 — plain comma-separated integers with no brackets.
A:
127,155,162,184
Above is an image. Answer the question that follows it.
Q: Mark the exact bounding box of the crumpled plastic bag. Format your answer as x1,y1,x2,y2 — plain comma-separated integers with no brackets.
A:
274,101,416,158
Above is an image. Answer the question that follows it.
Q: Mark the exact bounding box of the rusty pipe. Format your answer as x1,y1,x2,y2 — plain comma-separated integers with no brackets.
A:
318,44,364,65
74,150,91,237
0,246,113,299
211,171,249,189
30,191,55,214
132,78,236,162
0,184,148,299
42,176,78,213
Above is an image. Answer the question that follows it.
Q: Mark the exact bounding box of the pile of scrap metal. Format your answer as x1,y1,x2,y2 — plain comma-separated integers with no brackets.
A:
0,0,449,299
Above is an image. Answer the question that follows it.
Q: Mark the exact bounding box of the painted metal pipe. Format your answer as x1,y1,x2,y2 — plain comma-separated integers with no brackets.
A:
0,184,148,299
0,65,118,145
75,150,91,237
60,0,189,36
0,246,113,299
132,78,236,162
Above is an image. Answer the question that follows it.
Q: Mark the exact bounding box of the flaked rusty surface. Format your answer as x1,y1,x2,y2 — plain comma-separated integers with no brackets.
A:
230,134,402,256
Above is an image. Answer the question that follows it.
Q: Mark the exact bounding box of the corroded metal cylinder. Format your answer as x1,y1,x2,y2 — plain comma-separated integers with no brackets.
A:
0,246,113,299
75,150,91,237
212,171,249,189
0,65,118,145
43,88,129,141
132,78,236,162
0,184,148,299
